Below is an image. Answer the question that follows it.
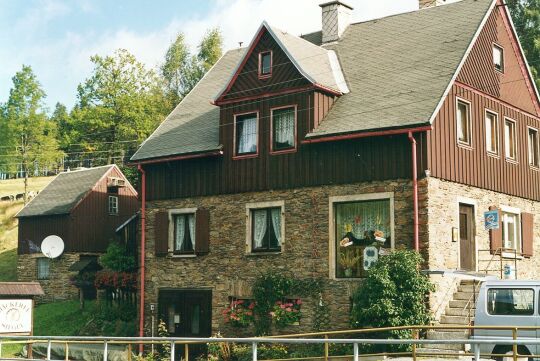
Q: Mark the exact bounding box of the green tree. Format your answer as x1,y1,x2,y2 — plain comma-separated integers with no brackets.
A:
161,28,223,106
507,0,540,89
0,65,62,200
350,249,434,353
71,49,168,166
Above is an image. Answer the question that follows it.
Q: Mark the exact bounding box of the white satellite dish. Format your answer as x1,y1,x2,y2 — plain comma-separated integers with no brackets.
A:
41,235,65,259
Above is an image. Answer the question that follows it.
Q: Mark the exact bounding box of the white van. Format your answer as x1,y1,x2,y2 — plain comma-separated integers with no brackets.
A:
472,280,539,360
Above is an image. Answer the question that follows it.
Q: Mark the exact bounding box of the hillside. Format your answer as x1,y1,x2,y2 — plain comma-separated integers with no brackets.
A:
0,176,55,281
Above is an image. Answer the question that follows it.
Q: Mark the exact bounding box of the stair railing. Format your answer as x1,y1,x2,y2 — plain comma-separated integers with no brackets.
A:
478,247,519,279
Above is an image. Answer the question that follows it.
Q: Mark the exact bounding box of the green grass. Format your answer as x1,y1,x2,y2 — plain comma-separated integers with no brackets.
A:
0,176,54,198
0,248,17,281
34,300,99,336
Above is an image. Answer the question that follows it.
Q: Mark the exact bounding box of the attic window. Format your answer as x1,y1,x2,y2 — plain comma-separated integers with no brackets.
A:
259,51,272,78
493,44,504,72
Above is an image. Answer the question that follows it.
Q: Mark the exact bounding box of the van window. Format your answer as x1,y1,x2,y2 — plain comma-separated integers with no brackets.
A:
487,288,534,315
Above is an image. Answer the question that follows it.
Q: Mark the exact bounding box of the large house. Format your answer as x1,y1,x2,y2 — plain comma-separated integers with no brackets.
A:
131,0,540,339
16,165,138,302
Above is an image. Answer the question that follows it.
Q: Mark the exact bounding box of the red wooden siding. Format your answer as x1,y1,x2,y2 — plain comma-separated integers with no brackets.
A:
457,5,539,116
427,83,540,201
18,167,139,254
145,91,420,201
221,29,311,102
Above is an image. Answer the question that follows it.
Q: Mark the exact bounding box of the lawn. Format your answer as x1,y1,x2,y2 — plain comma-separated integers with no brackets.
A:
0,176,54,198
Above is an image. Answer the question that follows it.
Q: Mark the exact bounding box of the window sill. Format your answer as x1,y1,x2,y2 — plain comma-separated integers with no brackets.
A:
505,157,519,165
487,151,500,159
245,252,281,256
501,252,523,260
170,253,197,258
270,148,297,155
233,153,258,160
457,142,473,150
331,277,364,281
529,165,540,171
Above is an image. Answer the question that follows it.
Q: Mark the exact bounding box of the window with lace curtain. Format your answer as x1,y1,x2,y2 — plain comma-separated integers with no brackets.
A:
271,106,296,152
246,201,284,253
234,112,258,157
173,213,195,254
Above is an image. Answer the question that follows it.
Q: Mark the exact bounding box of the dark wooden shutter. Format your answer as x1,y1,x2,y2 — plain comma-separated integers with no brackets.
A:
195,208,210,255
154,211,170,256
489,206,502,255
521,212,534,258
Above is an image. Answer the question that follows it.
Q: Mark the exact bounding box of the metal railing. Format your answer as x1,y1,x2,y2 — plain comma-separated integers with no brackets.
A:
478,247,519,279
2,325,540,361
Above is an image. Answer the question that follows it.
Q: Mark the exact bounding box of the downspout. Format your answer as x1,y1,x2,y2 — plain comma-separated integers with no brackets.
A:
408,132,419,252
137,164,146,353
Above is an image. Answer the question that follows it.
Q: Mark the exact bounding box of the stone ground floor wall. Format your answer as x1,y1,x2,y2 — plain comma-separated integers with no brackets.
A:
17,253,80,303
426,177,540,320
143,179,418,336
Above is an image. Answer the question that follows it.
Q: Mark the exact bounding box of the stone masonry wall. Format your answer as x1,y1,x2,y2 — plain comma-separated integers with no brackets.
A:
144,179,417,336
17,253,80,303
426,177,540,320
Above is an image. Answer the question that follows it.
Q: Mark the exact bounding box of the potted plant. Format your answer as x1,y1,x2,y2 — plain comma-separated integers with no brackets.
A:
339,248,360,277
222,299,255,327
270,299,302,327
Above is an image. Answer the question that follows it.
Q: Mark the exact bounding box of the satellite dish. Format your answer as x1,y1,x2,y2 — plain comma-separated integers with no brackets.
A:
41,235,64,259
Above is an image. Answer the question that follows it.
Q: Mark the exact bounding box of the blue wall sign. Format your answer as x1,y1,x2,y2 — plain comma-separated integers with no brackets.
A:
484,210,499,230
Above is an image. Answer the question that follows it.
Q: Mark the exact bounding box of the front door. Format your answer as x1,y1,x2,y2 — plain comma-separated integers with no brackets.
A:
158,290,212,360
459,204,476,271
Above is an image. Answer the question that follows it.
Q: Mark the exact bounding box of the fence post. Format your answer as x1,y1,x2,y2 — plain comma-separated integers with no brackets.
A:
324,335,329,361
128,344,132,361
47,339,52,360
412,329,418,361
170,342,175,361
65,341,69,361
512,328,518,361
353,343,359,361
184,343,189,361
104,341,108,361
252,342,258,361
473,344,480,361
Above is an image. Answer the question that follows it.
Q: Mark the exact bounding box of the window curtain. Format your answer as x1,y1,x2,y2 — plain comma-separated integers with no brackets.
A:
253,209,267,248
271,208,281,245
335,199,391,242
274,108,294,147
187,214,195,250
238,116,257,153
175,216,186,250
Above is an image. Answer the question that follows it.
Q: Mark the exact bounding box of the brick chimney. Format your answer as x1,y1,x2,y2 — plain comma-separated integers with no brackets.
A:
320,1,353,43
419,0,461,8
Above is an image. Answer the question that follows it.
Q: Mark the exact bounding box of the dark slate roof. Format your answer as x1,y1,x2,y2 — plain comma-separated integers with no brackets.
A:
16,165,114,218
308,0,494,137
0,282,44,296
130,49,246,161
131,0,495,161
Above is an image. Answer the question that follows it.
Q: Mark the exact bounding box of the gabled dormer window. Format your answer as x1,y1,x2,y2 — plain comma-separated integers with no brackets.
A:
493,44,504,72
258,51,272,78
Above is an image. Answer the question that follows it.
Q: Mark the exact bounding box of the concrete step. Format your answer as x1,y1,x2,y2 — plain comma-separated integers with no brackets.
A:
449,299,476,309
458,284,481,293
415,348,465,358
445,307,475,317
426,329,469,340
440,315,472,325
419,343,464,351
452,291,478,300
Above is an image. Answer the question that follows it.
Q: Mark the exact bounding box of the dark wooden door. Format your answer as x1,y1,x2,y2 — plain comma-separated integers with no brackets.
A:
158,290,212,360
459,204,475,271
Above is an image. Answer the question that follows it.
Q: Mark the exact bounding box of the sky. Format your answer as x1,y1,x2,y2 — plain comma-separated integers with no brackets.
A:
0,0,418,111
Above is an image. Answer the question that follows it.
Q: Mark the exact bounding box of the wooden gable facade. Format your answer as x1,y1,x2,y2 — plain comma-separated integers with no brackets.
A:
427,1,540,201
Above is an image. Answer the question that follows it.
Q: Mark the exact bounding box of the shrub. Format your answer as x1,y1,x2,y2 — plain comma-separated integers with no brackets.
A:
350,249,434,353
99,241,136,272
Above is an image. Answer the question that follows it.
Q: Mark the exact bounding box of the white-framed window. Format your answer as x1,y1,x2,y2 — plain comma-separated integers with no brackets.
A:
329,193,394,279
501,206,521,253
271,106,296,153
493,44,504,72
485,110,499,155
245,201,284,253
234,112,258,157
168,209,197,255
258,51,272,78
37,257,50,280
456,98,472,146
108,195,118,215
504,118,517,161
527,127,539,168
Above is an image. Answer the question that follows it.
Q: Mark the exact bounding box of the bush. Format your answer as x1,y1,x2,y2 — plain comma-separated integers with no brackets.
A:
231,343,288,361
350,249,434,353
99,241,136,272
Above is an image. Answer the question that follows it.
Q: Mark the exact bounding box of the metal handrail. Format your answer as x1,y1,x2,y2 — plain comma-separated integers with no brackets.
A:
3,325,540,361
478,247,519,279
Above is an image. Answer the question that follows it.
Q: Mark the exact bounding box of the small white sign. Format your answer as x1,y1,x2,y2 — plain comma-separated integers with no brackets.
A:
0,299,33,334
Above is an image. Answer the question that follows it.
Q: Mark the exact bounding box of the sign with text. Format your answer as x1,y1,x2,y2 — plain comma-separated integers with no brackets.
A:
0,299,33,334
484,210,500,230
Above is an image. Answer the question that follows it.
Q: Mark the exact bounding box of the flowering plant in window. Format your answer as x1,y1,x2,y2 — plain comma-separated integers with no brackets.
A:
270,299,302,327
222,299,255,327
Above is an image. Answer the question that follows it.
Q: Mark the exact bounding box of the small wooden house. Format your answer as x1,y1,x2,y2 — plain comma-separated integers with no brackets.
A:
16,165,138,302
